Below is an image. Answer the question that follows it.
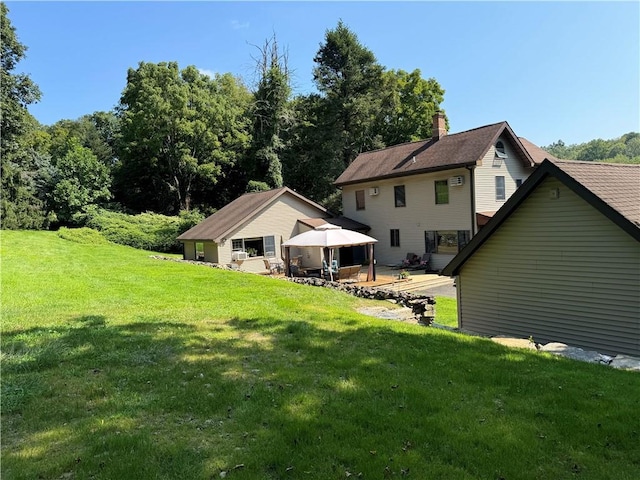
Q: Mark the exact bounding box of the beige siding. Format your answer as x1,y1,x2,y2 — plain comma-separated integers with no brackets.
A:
475,136,535,213
220,195,326,273
203,242,219,263
342,169,473,269
457,177,640,356
183,241,196,260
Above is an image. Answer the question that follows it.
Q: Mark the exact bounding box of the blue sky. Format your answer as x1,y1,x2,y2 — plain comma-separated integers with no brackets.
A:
6,1,639,147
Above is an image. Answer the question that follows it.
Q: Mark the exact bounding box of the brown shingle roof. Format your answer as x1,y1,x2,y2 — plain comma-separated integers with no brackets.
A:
551,160,640,226
335,121,543,186
177,187,327,242
518,137,558,164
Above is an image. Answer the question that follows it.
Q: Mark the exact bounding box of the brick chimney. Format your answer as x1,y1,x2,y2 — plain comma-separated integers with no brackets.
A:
433,112,447,140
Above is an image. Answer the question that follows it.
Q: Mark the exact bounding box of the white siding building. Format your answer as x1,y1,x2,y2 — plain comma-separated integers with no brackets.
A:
336,114,553,270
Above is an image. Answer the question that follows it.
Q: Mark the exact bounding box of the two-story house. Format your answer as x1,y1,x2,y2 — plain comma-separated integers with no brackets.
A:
334,113,556,270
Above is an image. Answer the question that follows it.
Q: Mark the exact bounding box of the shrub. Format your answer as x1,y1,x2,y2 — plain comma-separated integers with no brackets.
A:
84,209,204,253
57,226,110,245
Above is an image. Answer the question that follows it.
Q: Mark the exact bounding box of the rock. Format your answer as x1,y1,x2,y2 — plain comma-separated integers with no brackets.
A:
539,342,612,365
491,336,537,350
610,355,640,371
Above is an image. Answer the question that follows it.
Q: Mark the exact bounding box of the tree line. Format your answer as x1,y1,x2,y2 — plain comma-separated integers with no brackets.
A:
544,134,640,164
4,3,637,232
1,3,446,230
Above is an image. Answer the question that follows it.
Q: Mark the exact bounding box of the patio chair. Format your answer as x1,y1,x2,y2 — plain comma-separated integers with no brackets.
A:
288,264,302,277
322,259,339,280
407,253,431,271
263,258,282,275
392,253,417,269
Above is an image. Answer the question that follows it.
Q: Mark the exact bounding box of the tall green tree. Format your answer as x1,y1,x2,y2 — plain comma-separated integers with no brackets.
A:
115,62,252,214
312,20,385,168
247,35,292,189
49,140,112,224
282,94,346,203
48,111,119,168
0,2,47,229
377,69,446,145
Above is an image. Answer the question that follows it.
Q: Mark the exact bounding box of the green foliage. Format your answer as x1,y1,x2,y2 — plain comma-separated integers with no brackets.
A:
246,180,271,192
84,208,204,253
281,94,345,203
57,226,111,244
0,2,41,157
0,3,47,229
50,141,112,224
378,69,446,145
544,132,640,164
115,62,252,214
247,35,292,189
312,21,385,167
47,112,119,167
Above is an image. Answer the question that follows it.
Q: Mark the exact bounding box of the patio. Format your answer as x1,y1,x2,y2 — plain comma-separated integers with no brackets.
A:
265,264,452,293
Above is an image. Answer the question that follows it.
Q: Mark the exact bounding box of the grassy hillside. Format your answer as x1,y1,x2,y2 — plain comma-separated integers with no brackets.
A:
2,231,639,479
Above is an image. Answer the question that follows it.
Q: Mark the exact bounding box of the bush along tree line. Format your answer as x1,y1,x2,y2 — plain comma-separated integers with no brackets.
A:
2,4,637,248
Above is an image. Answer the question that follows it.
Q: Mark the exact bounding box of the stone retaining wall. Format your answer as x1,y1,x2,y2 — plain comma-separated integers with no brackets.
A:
285,276,435,325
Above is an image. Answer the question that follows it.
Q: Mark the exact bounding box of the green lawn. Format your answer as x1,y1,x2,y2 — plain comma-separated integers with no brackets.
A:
2,230,639,479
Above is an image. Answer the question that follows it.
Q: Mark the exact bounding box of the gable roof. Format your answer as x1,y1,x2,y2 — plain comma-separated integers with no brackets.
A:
334,122,546,186
442,159,640,276
177,187,328,242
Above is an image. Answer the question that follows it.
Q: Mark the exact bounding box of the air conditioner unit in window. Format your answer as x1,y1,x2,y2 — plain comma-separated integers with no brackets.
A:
449,175,464,187
232,251,248,261
369,187,379,196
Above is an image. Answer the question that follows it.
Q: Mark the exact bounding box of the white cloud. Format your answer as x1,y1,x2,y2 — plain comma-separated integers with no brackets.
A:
230,20,249,30
198,68,217,78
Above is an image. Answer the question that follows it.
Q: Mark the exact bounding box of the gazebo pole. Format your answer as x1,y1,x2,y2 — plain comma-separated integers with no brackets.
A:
367,243,376,282
284,247,290,277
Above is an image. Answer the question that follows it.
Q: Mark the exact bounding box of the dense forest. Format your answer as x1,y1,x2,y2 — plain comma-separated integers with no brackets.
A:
2,3,637,241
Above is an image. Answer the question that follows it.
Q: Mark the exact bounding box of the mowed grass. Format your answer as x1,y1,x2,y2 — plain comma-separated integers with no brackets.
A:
1,231,639,480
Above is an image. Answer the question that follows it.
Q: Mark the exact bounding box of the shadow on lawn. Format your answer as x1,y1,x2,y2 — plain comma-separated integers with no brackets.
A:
2,313,638,479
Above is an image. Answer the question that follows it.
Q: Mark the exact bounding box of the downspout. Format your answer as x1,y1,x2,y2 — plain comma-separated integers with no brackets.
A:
466,165,477,236
460,164,477,331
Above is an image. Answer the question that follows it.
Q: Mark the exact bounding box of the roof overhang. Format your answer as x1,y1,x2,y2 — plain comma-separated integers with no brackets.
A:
334,162,478,187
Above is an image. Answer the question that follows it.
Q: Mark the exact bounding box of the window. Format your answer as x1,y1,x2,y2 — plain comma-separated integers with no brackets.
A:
264,236,276,257
230,235,276,257
356,190,365,210
231,239,243,251
425,230,471,254
494,141,507,166
495,176,506,200
394,185,406,207
515,178,523,188
435,180,449,204
390,229,400,247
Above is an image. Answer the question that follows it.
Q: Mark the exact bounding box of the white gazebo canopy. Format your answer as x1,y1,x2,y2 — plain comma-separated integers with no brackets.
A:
282,224,378,281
